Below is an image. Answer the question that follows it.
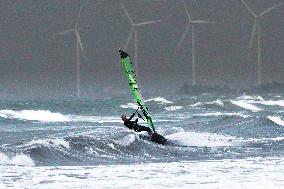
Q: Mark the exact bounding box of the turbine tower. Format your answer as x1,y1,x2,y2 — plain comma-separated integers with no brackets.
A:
57,1,88,98
121,1,161,76
241,0,282,85
176,0,214,86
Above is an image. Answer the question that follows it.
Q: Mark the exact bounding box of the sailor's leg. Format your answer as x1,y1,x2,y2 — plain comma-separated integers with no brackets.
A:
138,125,152,135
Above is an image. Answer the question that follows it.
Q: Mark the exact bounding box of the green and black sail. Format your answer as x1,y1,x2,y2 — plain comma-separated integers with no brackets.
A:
119,50,155,133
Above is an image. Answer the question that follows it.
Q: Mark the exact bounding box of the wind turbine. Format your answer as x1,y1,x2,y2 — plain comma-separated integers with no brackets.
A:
176,0,214,86
56,1,88,98
241,0,282,85
121,1,161,76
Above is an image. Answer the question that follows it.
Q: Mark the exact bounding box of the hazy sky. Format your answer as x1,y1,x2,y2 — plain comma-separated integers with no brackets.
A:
0,0,283,98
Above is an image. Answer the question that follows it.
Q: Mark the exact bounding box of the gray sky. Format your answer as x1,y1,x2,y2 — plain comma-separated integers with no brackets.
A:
0,0,283,98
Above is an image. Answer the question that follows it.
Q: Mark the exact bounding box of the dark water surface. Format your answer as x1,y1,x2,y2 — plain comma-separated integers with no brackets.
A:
1,94,284,188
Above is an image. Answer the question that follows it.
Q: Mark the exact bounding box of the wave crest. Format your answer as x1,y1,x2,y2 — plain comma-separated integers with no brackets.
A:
267,116,284,127
164,106,183,111
231,100,261,112
0,109,69,122
145,97,173,104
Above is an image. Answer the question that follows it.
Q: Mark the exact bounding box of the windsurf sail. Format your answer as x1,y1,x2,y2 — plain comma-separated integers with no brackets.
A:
119,50,156,133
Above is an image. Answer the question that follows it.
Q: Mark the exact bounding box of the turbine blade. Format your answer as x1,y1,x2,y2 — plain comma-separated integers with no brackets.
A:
241,0,257,17
56,29,75,36
182,0,192,21
120,1,134,25
190,20,216,24
176,23,190,52
135,20,161,26
258,2,282,17
75,29,87,59
123,28,134,50
249,20,257,50
75,0,89,28
248,20,257,61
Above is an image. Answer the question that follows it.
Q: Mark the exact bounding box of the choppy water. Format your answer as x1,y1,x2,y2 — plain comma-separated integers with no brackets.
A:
1,94,284,188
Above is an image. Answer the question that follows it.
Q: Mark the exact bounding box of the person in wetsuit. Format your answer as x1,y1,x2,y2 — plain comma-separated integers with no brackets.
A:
121,112,152,135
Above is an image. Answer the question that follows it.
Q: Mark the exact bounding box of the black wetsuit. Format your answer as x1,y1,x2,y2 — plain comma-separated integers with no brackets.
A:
124,113,152,135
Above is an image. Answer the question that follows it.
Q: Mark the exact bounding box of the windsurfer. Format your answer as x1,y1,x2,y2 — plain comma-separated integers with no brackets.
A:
121,112,153,135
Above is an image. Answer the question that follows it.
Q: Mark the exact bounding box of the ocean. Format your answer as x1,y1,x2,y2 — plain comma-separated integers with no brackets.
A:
1,94,284,188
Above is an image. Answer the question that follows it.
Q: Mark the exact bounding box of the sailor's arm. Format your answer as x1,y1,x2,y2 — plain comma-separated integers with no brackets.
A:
128,112,136,121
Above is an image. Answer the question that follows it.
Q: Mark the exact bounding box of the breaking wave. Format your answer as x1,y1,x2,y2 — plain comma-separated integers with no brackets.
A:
120,103,138,109
237,95,264,101
145,97,173,104
0,109,123,123
0,152,34,166
120,97,173,110
251,100,284,107
21,138,71,149
164,106,183,111
236,95,284,108
231,100,261,112
267,116,284,127
0,110,69,122
191,99,224,107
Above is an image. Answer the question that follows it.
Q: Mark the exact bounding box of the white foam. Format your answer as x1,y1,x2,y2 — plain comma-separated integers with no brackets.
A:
2,157,284,188
113,134,136,147
120,103,138,109
71,115,123,123
231,100,261,112
191,102,202,107
191,99,224,107
164,106,183,111
238,95,264,101
0,152,10,165
0,109,123,123
25,139,49,147
235,96,284,109
145,97,173,104
166,132,240,147
267,116,284,127
0,153,35,166
246,136,284,143
0,109,69,122
23,138,70,149
254,100,284,107
194,112,250,118
212,99,224,106
10,154,35,166
52,138,70,149
0,183,7,189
